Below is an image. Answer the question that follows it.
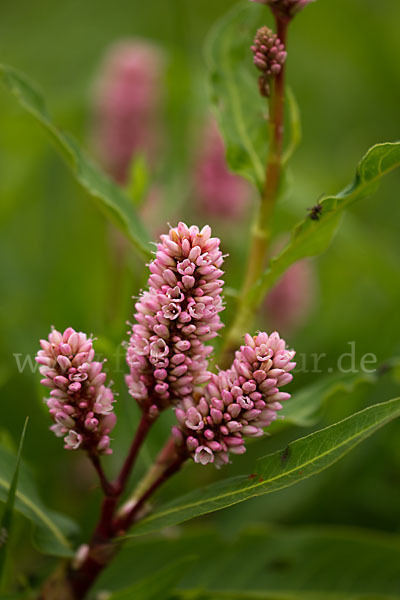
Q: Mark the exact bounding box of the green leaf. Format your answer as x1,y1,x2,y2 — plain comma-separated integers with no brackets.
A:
0,418,28,583
128,396,400,536
0,445,78,557
205,3,301,191
178,527,400,599
249,142,400,306
108,557,194,600
126,154,151,207
176,592,397,600
282,87,302,165
105,526,400,599
205,2,268,190
0,64,151,261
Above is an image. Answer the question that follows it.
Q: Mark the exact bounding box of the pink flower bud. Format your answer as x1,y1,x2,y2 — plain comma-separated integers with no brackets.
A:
251,27,287,97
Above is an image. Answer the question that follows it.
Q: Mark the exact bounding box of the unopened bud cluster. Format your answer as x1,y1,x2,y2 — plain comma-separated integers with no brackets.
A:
36,328,116,454
172,332,295,467
251,26,287,97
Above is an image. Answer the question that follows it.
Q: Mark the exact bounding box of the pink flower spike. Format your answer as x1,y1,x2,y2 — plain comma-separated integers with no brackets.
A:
126,223,225,413
37,328,116,455
91,40,164,184
193,119,252,219
174,331,295,468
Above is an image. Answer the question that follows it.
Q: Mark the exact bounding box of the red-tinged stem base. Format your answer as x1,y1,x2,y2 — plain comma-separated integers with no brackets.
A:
38,411,160,599
67,446,185,599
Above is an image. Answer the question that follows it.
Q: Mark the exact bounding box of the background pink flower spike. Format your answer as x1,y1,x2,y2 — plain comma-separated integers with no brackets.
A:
193,119,252,219
265,236,317,335
91,39,164,184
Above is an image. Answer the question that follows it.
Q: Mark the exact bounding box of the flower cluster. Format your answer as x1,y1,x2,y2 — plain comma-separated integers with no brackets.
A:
251,26,287,97
172,332,295,467
250,0,314,18
193,119,251,219
126,222,224,413
92,40,164,184
36,328,116,454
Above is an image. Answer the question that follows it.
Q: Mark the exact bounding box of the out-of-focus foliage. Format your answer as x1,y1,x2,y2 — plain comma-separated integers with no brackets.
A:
0,418,28,584
108,558,194,600
206,3,268,190
97,526,400,598
0,442,78,557
1,0,400,596
0,65,151,259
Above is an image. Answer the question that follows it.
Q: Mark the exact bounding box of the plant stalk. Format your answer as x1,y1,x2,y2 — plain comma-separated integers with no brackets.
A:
65,441,184,600
219,15,289,368
115,436,180,523
39,409,157,600
113,411,154,494
88,454,116,498
114,449,185,534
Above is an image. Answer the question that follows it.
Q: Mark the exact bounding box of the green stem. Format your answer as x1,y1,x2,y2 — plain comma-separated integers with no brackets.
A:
219,15,289,368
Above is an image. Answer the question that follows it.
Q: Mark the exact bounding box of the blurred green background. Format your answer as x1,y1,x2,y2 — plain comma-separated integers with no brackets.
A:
1,0,400,593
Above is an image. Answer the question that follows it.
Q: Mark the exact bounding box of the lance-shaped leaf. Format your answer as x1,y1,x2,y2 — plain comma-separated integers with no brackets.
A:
205,2,268,191
205,3,301,191
127,396,400,536
0,64,151,260
248,142,400,307
0,418,28,583
0,444,78,557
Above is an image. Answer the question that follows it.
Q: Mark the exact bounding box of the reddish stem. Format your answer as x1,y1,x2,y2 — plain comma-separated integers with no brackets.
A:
114,454,185,534
67,442,185,600
36,410,158,599
219,14,290,368
89,410,155,541
113,411,154,494
259,14,288,239
88,453,116,497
